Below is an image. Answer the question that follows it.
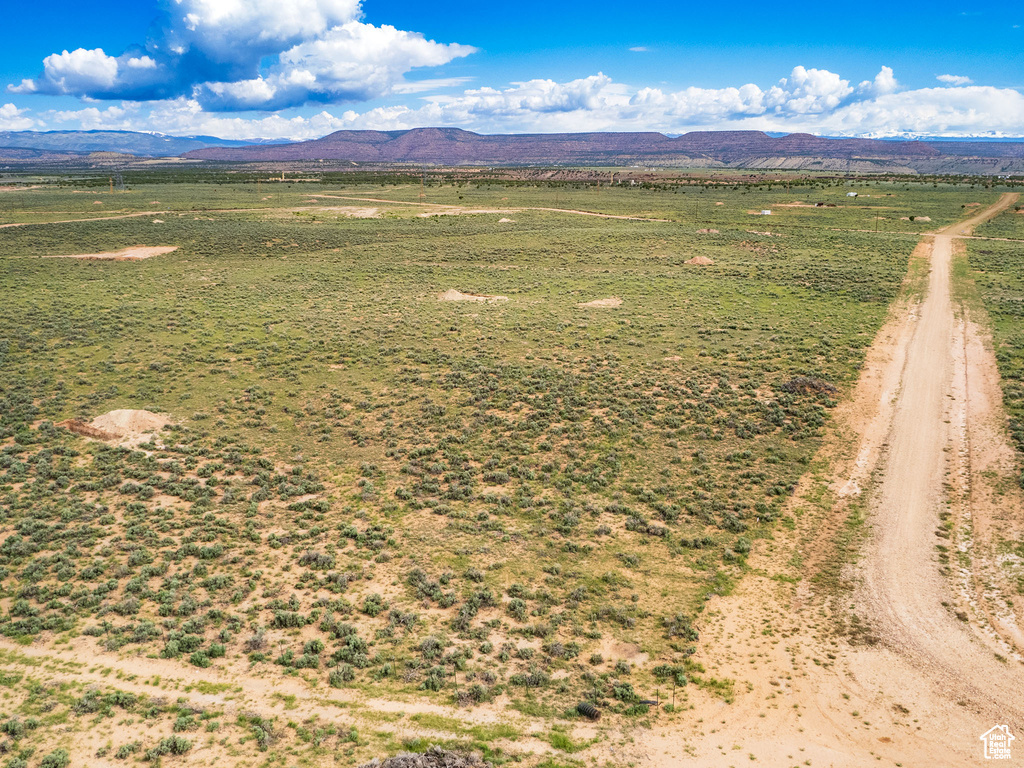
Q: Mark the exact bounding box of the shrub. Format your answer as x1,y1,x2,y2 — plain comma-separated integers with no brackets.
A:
189,651,211,668
40,750,71,768
361,593,386,617
329,664,355,687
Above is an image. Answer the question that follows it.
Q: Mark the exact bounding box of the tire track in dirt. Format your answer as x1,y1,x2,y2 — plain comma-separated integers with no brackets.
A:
0,211,169,229
0,638,549,756
857,194,1022,727
625,194,1022,767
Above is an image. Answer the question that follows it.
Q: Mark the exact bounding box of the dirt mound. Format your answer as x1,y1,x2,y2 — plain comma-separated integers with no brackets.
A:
438,289,508,303
577,297,622,308
780,376,837,395
43,246,177,261
360,747,489,768
685,255,715,265
497,217,515,223
57,420,120,441
696,228,719,234
62,409,171,446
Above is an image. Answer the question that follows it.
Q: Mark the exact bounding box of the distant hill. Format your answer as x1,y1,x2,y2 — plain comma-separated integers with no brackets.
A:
2,127,1022,173
0,130,288,157
180,127,1024,174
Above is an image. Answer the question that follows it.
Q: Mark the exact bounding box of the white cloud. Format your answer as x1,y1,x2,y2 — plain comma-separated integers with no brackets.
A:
11,48,121,95
859,66,898,96
937,74,973,86
629,46,649,52
194,20,476,110
32,65,1024,140
0,103,35,131
125,56,158,70
11,0,475,109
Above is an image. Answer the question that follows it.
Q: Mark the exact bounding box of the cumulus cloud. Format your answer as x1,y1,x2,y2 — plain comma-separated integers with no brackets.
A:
35,65,1024,140
10,0,475,110
0,103,35,131
936,74,973,86
859,65,898,96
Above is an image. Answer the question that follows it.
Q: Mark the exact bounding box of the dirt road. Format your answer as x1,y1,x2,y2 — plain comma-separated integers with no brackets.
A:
859,192,1023,721
625,193,1023,767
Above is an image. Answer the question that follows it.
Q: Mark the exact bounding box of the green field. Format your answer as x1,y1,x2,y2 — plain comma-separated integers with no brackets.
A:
0,172,1010,765
969,202,1024,471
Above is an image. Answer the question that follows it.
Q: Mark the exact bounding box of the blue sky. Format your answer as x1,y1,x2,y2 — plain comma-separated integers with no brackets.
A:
1,0,1022,139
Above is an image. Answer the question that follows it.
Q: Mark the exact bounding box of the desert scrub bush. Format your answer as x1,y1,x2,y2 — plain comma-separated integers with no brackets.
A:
328,664,355,687
361,593,386,617
115,741,142,758
611,681,640,703
663,613,699,641
39,750,70,768
145,735,191,760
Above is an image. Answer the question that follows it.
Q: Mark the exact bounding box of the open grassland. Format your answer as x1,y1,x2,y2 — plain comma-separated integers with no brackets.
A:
969,203,1024,471
0,174,1007,766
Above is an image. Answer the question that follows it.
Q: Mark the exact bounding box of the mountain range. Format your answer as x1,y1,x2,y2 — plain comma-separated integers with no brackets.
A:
3,127,1024,174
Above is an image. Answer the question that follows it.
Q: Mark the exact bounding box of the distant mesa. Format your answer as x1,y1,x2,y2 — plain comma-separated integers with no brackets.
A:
2,126,1023,173
176,127,1024,175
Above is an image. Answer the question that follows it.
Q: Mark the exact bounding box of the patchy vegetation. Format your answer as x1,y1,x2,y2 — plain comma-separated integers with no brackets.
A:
0,169,1003,765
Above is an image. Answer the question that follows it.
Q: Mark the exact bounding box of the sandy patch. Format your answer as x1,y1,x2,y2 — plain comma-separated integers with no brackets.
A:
595,637,649,665
899,216,932,221
663,355,682,361
60,409,170,448
577,297,622,308
42,245,178,260
438,289,508,303
498,217,516,223
418,208,516,218
314,205,380,218
685,255,715,265
0,185,41,192
152,219,165,224
696,228,719,234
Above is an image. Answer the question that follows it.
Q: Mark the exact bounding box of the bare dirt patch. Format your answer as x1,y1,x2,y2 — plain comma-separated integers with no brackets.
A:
438,289,509,303
418,208,516,218
577,297,622,308
42,245,178,260
305,203,380,218
61,409,171,447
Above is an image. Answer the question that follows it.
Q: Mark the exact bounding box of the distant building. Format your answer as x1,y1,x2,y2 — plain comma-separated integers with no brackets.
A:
761,209,772,215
